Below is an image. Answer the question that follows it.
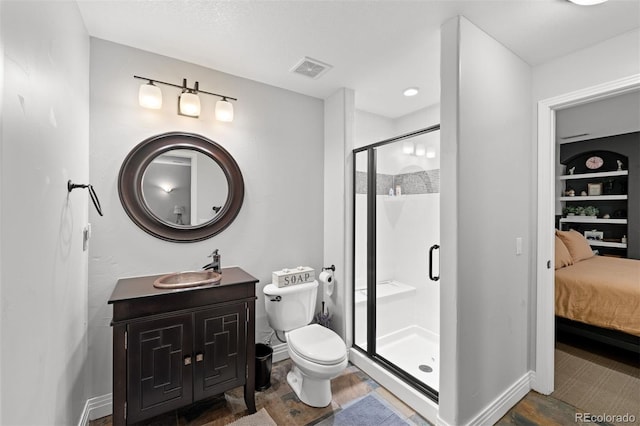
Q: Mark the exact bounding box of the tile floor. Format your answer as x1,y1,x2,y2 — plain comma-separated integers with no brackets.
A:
90,359,430,426
91,348,620,426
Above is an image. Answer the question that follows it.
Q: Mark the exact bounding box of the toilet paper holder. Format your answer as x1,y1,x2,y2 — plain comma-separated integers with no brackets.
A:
323,265,335,272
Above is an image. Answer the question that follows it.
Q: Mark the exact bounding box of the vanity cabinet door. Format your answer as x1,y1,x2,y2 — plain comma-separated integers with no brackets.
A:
127,314,193,423
193,302,247,401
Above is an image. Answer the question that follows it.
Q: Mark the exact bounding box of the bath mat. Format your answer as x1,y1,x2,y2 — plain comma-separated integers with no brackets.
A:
224,408,277,426
321,395,409,426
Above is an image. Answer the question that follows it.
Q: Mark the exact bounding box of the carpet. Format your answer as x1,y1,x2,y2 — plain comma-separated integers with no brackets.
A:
224,408,277,426
553,345,640,426
315,394,409,426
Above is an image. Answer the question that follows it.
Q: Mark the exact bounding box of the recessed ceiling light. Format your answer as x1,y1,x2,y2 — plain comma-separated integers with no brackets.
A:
403,87,419,97
567,0,608,5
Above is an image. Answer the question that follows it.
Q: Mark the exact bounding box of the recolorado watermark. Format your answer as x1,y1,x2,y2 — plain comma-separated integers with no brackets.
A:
576,412,636,423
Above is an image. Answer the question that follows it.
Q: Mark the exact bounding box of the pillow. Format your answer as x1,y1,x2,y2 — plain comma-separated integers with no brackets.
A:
554,236,574,269
556,229,594,263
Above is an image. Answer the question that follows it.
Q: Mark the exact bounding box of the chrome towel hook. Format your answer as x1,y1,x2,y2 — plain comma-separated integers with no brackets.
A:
68,180,103,216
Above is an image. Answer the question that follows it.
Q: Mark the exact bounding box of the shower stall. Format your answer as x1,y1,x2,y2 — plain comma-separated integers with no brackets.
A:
352,125,441,401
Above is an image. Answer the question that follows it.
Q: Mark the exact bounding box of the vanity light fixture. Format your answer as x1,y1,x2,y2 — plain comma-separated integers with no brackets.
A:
426,148,436,159
138,80,162,109
215,97,234,122
415,143,426,156
160,184,174,193
134,75,237,122
179,80,201,117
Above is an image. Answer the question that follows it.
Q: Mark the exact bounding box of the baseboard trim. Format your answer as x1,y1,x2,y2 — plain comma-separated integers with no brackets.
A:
466,370,533,426
272,342,289,362
77,393,112,426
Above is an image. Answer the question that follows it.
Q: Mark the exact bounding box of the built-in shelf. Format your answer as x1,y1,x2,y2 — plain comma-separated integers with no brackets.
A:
558,170,628,180
559,217,627,224
588,240,627,249
558,195,628,202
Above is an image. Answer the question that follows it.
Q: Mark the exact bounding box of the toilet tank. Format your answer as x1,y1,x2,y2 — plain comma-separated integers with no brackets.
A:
263,280,318,332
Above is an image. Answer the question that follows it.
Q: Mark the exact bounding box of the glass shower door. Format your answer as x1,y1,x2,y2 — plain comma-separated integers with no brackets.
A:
353,126,441,400
374,131,440,394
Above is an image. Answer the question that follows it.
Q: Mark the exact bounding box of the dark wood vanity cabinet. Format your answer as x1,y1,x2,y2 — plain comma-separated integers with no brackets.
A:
109,267,258,425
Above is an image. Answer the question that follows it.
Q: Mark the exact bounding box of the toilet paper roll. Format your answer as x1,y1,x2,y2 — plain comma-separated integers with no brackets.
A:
319,270,334,297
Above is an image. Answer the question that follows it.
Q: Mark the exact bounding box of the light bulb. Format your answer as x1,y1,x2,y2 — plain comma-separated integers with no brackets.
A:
215,99,234,122
415,143,426,156
179,92,201,117
426,149,436,159
138,82,162,109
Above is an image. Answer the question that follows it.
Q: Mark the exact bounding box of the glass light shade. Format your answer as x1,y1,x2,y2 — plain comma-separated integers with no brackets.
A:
415,143,426,156
179,92,201,117
138,83,162,109
402,141,414,155
426,149,436,159
215,99,234,122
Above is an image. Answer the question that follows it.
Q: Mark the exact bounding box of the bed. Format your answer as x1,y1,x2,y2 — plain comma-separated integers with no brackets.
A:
554,230,640,352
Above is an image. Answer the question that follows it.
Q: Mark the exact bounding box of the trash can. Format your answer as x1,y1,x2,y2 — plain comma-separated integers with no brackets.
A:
255,343,273,391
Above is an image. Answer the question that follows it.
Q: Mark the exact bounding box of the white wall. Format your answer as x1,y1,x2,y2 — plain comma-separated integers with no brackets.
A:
439,16,532,425
533,29,640,103
88,39,324,398
1,1,90,424
323,88,355,341
354,109,395,149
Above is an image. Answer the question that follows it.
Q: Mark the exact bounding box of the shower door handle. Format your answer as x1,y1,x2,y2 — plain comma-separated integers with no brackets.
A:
429,244,440,282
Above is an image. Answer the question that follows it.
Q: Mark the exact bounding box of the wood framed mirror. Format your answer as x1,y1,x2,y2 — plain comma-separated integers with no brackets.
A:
118,132,244,242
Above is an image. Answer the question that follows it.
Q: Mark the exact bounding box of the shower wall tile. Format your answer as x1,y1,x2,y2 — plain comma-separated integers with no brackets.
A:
355,171,368,194
356,170,440,195
396,170,440,195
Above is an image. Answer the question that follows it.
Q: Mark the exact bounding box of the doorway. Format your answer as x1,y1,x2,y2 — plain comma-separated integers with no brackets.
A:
535,74,640,394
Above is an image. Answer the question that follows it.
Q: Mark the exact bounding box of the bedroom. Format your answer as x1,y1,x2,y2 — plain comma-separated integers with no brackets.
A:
551,89,639,418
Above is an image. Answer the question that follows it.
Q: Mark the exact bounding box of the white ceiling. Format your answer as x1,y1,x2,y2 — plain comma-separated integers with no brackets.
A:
76,0,640,119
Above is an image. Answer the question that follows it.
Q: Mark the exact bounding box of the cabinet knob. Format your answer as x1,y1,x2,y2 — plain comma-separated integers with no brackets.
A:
196,353,204,362
184,356,192,366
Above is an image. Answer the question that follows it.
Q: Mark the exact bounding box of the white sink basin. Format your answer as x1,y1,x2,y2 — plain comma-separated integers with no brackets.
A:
153,270,222,289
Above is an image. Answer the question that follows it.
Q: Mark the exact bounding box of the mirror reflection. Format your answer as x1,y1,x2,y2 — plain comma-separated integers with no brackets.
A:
141,149,229,227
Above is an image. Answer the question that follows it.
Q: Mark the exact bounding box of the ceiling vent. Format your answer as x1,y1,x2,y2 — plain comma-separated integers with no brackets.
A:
291,57,333,79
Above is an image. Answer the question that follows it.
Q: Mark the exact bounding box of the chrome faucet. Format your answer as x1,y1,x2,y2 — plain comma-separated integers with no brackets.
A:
202,249,221,273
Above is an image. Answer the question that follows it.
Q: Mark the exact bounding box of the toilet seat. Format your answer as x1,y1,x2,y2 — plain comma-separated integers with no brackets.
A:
287,324,347,365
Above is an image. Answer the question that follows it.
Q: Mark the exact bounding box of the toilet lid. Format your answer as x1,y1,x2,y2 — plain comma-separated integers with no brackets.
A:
288,324,347,365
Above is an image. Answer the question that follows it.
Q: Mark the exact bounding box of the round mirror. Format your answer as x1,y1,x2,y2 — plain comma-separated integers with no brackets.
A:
118,132,244,242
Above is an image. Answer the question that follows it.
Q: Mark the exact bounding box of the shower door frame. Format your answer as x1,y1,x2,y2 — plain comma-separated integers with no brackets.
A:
351,124,440,403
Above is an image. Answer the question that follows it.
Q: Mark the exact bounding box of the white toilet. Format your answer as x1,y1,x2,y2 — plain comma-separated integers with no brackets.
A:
263,280,348,407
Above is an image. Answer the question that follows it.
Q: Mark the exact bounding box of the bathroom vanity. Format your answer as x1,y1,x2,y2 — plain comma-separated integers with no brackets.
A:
108,267,258,425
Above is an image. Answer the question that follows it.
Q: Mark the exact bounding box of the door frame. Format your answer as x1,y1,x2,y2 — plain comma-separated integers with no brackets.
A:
534,74,640,394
